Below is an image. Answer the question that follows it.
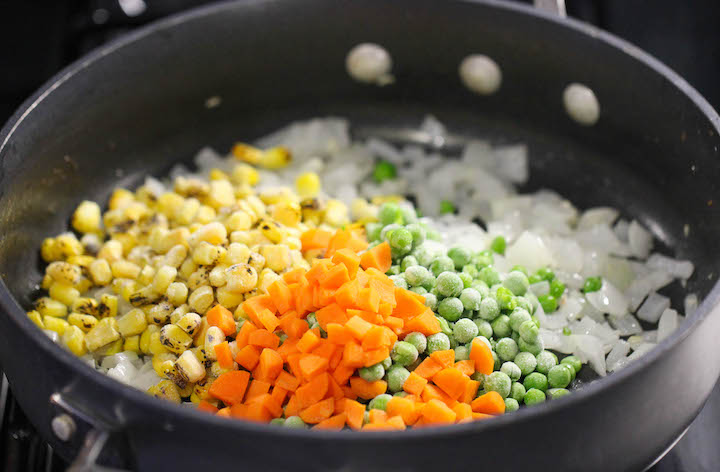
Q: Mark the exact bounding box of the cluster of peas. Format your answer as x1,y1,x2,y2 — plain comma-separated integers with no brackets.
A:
361,202,585,412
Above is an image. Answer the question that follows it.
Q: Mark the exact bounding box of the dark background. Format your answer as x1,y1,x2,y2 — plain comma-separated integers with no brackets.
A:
1,0,719,471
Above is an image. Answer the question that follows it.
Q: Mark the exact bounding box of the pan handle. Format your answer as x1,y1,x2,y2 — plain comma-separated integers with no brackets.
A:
533,0,567,17
66,429,131,472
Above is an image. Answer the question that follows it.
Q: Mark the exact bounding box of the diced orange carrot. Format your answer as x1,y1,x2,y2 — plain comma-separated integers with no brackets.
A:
430,350,456,369
275,371,300,391
386,415,406,430
277,338,300,361
285,394,302,418
285,318,309,339
299,354,330,379
271,385,288,407
421,399,457,424
369,409,388,424
471,391,506,415
315,303,348,330
297,329,321,353
350,377,388,400
327,375,345,400
369,277,397,307
453,403,473,422
257,308,280,332
378,302,393,317
470,338,494,375
286,353,303,378
241,295,276,327
206,304,237,336
295,282,315,316
432,368,468,400
462,380,480,404
255,348,284,382
319,263,351,290
403,309,441,336
314,412,347,430
282,267,307,284
208,370,250,405
248,329,280,349
197,400,219,414
342,341,365,368
218,406,233,418
383,316,404,334
357,287,380,313
235,344,261,370
301,228,333,251
267,279,293,314
346,308,382,325
313,340,337,360
245,399,273,423
472,412,493,421
345,315,374,340
326,323,353,345
392,288,428,319
235,320,258,349
332,362,355,385
346,230,369,253
214,341,235,370
329,346,344,370
421,384,456,408
334,279,359,309
344,399,366,430
413,357,443,379
361,325,393,351
359,241,392,273
455,360,475,377
363,347,390,367
305,259,333,285
402,372,428,396
245,379,271,401
332,248,361,279
300,397,335,424
355,269,369,288
325,229,352,258
296,373,330,409
386,396,421,426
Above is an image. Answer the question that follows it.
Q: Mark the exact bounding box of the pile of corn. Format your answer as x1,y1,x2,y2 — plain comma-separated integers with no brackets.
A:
27,143,373,404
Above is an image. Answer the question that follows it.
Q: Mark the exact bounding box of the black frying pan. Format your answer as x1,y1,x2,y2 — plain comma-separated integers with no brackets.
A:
1,1,720,470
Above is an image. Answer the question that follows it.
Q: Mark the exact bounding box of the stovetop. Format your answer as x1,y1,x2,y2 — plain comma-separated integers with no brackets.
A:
2,1,720,471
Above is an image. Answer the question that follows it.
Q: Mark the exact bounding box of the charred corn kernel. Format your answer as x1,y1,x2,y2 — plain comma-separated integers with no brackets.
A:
80,234,102,256
188,285,214,314
41,238,62,262
85,317,120,352
55,233,84,259
166,282,189,306
46,261,82,285
72,200,102,233
192,242,221,266
231,143,264,164
140,325,160,354
179,258,197,280
175,350,206,383
210,360,238,377
225,264,258,293
231,163,260,186
98,294,118,318
44,316,69,336
176,381,194,398
163,245,188,268
160,324,193,354
41,274,53,290
156,192,185,217
300,198,324,224
174,198,200,225
174,176,209,198
258,219,283,244
49,282,80,306
151,265,177,294
71,297,99,316
272,201,302,227
194,205,216,224
187,266,211,291
128,247,153,269
128,286,159,307
68,313,98,332
36,297,68,318
149,331,170,355
258,268,280,293
206,180,235,208
176,312,202,337
137,265,156,285
100,338,124,356
117,308,148,336
153,352,177,377
62,326,87,356
27,310,44,329
247,252,266,273
323,199,349,226
148,380,181,404
170,304,190,324
89,259,112,285
97,240,123,262
147,301,174,325
204,326,225,360
260,147,291,169
260,245,291,272
216,286,244,309
108,188,134,210
103,209,125,229
296,172,321,198
193,317,210,348
225,243,250,265
191,376,214,402
224,210,253,232
191,346,210,367
190,222,227,247
111,260,141,279
208,265,228,287
124,335,140,353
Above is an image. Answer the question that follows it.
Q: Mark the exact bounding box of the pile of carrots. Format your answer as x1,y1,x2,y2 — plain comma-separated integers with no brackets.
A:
200,228,506,430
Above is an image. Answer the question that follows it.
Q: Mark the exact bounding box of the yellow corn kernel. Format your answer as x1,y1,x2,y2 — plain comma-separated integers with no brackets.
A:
67,254,95,268
192,242,221,266
194,317,210,347
114,233,138,254
98,294,118,318
260,244,291,273
151,265,177,294
187,266,211,291
259,219,283,244
225,243,250,265
41,274,53,290
122,201,149,222
231,142,264,164
152,352,177,377
117,308,148,337
247,252,266,272
259,147,291,169
88,259,112,285
68,313,98,332
170,304,190,325
177,381,195,398
208,265,228,287
103,209,125,229
285,237,302,251
73,277,92,294
108,188,134,210
207,168,228,181
124,335,141,353
72,200,102,233
49,282,80,306
225,264,258,293
128,285,159,307
140,325,160,354
62,326,87,356
209,360,237,378
190,222,227,247
97,240,124,263
215,286,244,310
178,257,197,281
156,192,185,217
258,268,280,293
147,301,173,325
55,233,84,259
160,324,193,354
174,197,200,225
70,297,98,316
224,210,253,232
204,326,225,361
41,238,62,262
194,205,216,224
46,261,82,285
111,260,141,279
176,312,202,337
44,316,69,336
149,331,170,355
231,163,260,186
148,380,181,404
163,245,188,269
206,180,235,209
174,176,209,198
323,199,349,227
100,338,124,356
27,310,44,329
188,285,214,314
137,265,156,285
165,282,189,306
271,201,302,227
85,317,120,352
175,350,206,383
233,305,248,321
295,172,321,198
191,376,214,402
35,297,68,318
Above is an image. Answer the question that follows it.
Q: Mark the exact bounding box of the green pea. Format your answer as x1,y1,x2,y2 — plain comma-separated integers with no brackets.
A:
391,341,419,366
284,416,308,429
389,228,413,253
500,361,522,381
561,355,583,374
535,351,557,374
471,372,486,385
474,250,494,268
496,337,519,361
381,357,392,370
528,274,543,285
270,418,285,426
491,315,511,338
426,333,451,354
536,267,555,281
479,266,501,286
524,388,546,406
478,297,500,321
436,316,453,338
423,293,438,311
406,223,426,249
514,296,534,315
459,288,482,311
446,246,472,269
401,255,419,272
369,393,393,411
495,286,515,311
400,206,418,225
373,160,397,183
380,223,402,241
538,294,557,313
490,235,506,255
518,337,544,356
436,272,464,297
563,326,572,336
390,274,408,289
523,372,549,392
484,371,512,398
404,265,431,287
519,319,539,343
386,265,400,276
503,271,529,296
504,397,519,412
404,332,427,354
363,411,370,425
453,318,479,343
509,308,532,332
458,272,473,289
550,279,566,298
378,203,403,225
454,345,470,361
583,276,602,293
510,265,528,276
365,222,383,242
547,388,571,400
462,264,479,278
510,382,526,402
514,352,538,376
387,366,410,392
547,364,572,388
359,363,386,382
438,297,464,322
471,280,490,299
474,319,493,338
410,286,428,296
394,391,408,398
493,350,502,370
439,200,456,214
430,256,455,277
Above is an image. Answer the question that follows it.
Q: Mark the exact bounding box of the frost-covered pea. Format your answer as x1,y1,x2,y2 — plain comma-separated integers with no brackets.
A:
519,319,539,343
401,255,419,272
510,381,526,402
410,286,427,295
390,274,408,289
365,223,383,242
509,308,532,332
496,337,519,361
523,372,548,392
484,371,512,398
495,286,515,311
388,228,413,253
438,297,463,322
561,355,582,374
536,350,558,375
404,265,432,287
423,292,438,311
381,357,392,370
548,388,571,400
491,315,511,338
524,388,546,406
406,223,426,249
380,223,402,241
471,280,490,298
458,272,472,289
453,318,479,343
518,337,544,356
368,393,393,411
500,361,522,381
504,397,520,413
436,316,453,338
404,332,427,354
515,296,535,315
514,351,538,376
462,264,479,279
503,270,529,296
284,416,308,429
447,246,472,270
454,345,470,361
478,297,500,321
474,250,494,268
391,341,419,366
359,363,385,382
436,272,463,297
426,333,451,354
387,366,410,392
429,257,455,277
547,364,572,389
479,266,501,286
460,288,482,311
474,319,493,338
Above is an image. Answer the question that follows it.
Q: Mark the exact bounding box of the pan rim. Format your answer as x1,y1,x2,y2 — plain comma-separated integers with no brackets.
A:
1,0,719,445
